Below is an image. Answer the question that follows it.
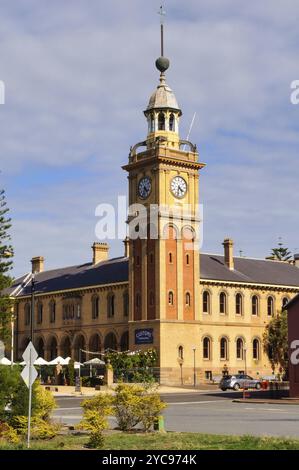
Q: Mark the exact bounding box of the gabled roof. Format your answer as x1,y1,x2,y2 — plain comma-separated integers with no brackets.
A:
5,252,299,299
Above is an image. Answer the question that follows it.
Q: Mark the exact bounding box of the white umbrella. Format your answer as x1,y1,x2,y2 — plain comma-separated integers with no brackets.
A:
0,357,11,365
48,356,68,365
34,357,49,366
84,358,105,365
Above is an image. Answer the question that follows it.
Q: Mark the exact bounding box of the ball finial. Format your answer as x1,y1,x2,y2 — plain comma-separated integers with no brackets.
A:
155,56,170,73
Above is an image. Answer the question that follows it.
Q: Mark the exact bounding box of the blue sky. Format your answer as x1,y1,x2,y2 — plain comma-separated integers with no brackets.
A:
1,0,299,277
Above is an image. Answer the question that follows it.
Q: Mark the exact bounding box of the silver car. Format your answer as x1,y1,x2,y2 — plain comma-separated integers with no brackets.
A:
219,374,261,391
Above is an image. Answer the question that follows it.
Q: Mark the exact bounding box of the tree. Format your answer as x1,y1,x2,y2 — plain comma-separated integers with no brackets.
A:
263,310,288,377
0,189,14,344
271,239,292,261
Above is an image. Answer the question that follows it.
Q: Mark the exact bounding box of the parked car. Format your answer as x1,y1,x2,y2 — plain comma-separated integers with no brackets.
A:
219,374,261,391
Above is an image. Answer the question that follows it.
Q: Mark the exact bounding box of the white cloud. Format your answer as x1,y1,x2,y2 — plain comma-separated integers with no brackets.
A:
0,0,298,275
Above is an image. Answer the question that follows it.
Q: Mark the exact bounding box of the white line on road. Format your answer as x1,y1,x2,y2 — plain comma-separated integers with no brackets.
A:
53,407,82,412
168,400,228,406
244,407,297,413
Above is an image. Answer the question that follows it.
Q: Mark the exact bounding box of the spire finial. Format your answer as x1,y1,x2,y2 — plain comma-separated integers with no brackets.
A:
158,5,166,56
156,5,169,74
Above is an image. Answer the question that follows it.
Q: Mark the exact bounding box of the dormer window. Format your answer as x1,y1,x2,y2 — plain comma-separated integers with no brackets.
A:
158,112,165,130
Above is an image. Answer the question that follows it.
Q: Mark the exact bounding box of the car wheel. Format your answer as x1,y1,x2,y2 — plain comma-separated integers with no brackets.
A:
221,388,227,391
256,383,261,390
233,383,240,391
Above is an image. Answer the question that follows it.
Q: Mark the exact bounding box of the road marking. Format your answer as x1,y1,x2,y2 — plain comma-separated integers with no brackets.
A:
244,407,297,413
168,400,228,406
53,407,81,411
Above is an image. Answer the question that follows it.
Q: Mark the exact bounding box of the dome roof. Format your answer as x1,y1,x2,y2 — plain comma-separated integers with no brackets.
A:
146,75,181,114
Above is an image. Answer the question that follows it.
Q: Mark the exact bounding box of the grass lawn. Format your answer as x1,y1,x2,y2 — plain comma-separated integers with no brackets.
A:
1,432,299,450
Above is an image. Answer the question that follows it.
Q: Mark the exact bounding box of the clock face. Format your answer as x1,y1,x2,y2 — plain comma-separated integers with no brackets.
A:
138,176,152,199
170,176,187,198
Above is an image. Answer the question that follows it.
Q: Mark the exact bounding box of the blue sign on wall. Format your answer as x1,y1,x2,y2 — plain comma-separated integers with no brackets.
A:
135,328,154,345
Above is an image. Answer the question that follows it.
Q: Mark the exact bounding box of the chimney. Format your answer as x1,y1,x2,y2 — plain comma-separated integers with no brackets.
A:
92,242,109,265
31,256,44,274
123,237,130,257
223,238,234,270
294,254,299,268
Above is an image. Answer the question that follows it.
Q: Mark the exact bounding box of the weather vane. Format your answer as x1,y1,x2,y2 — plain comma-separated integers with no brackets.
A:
158,5,166,56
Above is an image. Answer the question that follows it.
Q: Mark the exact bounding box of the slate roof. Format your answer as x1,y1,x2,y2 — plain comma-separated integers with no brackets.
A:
5,253,299,298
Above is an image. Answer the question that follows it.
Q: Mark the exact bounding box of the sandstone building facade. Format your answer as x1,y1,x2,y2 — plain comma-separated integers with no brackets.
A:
8,44,299,385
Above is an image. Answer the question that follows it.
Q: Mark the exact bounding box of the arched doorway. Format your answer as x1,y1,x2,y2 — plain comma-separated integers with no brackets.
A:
60,336,71,358
89,334,101,355
74,334,86,362
120,331,129,351
104,332,117,351
36,337,45,358
48,336,58,360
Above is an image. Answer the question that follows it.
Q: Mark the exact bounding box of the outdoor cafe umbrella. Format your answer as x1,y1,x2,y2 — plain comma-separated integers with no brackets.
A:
48,356,69,365
83,358,105,365
84,357,105,378
0,357,12,365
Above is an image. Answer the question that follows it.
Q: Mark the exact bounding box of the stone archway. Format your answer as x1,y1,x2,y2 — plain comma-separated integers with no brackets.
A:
47,336,58,360
104,332,117,351
74,334,86,362
60,336,72,358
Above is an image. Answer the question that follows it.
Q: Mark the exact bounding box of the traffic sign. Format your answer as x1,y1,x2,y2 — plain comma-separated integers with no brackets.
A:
22,342,38,364
21,364,38,388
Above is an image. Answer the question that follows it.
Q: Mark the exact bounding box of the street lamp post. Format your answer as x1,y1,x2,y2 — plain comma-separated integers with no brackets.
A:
244,345,247,375
30,274,35,344
10,313,15,368
192,347,196,388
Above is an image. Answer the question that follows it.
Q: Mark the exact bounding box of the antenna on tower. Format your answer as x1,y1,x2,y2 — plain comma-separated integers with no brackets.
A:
182,112,197,150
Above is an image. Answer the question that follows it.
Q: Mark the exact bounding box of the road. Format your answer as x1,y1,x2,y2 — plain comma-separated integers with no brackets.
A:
52,391,299,438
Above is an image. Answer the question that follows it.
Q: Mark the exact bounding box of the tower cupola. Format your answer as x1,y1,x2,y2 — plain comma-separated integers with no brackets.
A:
144,7,182,149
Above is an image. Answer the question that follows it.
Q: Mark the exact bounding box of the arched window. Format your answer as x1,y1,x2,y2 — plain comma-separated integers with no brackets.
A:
24,303,31,326
158,112,165,130
107,293,115,318
267,296,274,316
235,293,243,315
150,113,155,132
49,300,56,323
149,252,154,264
169,252,173,263
203,291,210,314
282,297,289,309
136,293,141,308
253,338,260,360
37,302,43,324
219,292,227,314
178,345,184,360
92,295,99,319
169,113,175,131
168,291,174,306
123,291,129,317
236,338,244,360
203,337,211,359
252,295,259,316
186,254,190,265
186,292,191,307
220,337,228,360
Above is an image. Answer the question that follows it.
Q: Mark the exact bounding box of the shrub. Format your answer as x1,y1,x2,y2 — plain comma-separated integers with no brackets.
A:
0,421,20,444
136,393,166,432
78,393,112,448
113,383,166,432
34,385,56,420
12,416,59,440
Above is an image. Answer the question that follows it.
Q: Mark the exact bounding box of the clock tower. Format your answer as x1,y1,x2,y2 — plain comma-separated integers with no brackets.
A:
123,21,205,383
